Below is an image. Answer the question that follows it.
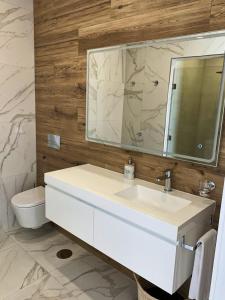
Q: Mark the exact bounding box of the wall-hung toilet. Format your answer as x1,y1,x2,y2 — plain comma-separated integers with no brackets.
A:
11,186,49,229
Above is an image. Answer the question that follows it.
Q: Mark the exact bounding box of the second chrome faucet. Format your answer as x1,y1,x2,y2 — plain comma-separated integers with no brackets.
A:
156,169,172,192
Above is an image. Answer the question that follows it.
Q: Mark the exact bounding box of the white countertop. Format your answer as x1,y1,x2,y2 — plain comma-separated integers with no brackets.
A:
45,164,215,242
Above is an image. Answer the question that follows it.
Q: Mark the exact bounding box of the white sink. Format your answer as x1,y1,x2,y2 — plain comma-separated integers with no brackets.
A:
116,185,191,213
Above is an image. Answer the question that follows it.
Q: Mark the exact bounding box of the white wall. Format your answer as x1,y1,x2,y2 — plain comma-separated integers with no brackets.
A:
0,0,36,231
210,179,225,299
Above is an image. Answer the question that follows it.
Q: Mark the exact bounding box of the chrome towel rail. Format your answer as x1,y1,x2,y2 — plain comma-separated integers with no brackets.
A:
180,214,213,252
180,236,202,252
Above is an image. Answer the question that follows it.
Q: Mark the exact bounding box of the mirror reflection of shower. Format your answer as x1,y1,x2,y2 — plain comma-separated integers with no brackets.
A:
165,55,224,163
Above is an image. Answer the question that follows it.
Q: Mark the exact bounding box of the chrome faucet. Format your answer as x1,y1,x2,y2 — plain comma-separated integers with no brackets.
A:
156,169,172,192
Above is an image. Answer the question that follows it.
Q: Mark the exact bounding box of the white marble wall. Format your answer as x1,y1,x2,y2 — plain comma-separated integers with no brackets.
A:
88,49,125,144
122,36,225,154
0,0,36,231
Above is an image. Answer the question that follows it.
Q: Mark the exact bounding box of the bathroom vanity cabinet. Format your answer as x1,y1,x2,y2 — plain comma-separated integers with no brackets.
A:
45,164,215,294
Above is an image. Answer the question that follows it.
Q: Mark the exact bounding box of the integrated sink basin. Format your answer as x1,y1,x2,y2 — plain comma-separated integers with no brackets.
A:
116,185,191,213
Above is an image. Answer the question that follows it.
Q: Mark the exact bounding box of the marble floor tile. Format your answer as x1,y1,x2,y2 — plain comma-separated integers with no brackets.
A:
11,223,66,252
65,268,137,300
30,242,89,282
11,225,90,283
0,243,47,298
0,230,15,251
7,225,137,299
2,274,77,300
55,250,113,285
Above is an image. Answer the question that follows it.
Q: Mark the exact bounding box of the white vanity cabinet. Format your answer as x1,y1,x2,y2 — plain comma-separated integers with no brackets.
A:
45,164,215,294
93,208,213,293
46,184,177,292
94,209,178,293
45,186,94,245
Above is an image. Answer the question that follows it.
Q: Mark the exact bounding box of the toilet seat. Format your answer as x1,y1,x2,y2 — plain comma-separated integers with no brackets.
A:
11,186,45,208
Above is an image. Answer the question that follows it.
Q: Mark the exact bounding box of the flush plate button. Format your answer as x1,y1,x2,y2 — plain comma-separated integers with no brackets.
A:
48,134,60,150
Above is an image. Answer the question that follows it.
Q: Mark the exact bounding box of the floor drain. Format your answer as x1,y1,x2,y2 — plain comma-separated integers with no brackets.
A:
56,249,73,259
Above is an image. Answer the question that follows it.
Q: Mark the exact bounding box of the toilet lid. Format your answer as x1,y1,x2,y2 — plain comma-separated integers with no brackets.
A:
11,186,45,208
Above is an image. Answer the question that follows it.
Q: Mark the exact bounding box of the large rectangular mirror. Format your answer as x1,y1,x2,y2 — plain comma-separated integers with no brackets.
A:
86,31,225,166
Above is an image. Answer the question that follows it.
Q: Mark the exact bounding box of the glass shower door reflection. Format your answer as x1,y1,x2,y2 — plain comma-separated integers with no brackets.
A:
166,55,225,163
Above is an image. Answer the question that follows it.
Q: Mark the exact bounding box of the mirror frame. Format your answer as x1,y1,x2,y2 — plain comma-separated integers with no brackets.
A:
86,30,225,167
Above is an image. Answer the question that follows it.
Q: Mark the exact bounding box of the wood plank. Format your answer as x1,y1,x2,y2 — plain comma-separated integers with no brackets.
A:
79,1,211,51
81,1,210,38
210,0,225,29
34,1,111,47
35,0,110,23
110,0,197,19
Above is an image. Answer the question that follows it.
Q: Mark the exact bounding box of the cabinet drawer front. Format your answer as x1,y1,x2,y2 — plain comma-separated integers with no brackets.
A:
94,210,177,294
46,186,94,245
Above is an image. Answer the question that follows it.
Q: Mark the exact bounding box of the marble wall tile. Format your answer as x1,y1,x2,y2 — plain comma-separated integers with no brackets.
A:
88,50,125,144
179,36,225,57
0,0,35,231
125,47,145,85
0,65,35,120
87,80,98,139
88,80,125,143
89,49,125,83
96,81,124,144
0,118,36,178
122,82,143,147
2,0,33,13
0,1,34,67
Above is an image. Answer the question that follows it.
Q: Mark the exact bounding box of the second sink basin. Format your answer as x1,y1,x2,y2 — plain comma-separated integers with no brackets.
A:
116,185,191,213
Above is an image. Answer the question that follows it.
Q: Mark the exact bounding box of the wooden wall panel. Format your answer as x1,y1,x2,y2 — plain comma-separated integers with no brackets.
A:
34,0,225,225
210,0,225,29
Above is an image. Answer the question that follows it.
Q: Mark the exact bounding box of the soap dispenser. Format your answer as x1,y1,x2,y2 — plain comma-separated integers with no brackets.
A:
124,157,135,180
